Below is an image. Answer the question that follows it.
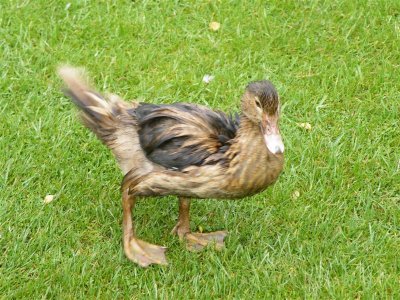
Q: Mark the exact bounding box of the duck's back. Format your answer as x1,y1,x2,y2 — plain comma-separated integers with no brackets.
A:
129,103,239,171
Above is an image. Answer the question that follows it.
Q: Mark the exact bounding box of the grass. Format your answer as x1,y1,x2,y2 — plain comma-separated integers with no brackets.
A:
1,0,399,298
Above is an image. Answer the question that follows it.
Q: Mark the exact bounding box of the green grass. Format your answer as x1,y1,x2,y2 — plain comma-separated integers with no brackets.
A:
1,0,399,298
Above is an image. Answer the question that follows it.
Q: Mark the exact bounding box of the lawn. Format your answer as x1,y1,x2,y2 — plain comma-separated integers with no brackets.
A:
1,0,399,298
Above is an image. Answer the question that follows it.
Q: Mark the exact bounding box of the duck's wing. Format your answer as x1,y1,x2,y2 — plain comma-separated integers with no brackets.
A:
129,103,239,170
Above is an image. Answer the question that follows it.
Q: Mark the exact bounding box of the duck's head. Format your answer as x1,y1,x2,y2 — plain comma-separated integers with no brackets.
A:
242,80,284,155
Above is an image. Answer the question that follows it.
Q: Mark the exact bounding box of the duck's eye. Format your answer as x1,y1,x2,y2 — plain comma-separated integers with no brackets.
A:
255,97,262,109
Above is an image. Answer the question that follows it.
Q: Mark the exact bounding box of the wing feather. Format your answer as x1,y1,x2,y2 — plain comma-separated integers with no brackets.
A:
130,103,239,170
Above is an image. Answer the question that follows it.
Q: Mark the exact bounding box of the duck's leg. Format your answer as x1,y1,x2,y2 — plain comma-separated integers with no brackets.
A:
171,197,228,252
122,189,167,267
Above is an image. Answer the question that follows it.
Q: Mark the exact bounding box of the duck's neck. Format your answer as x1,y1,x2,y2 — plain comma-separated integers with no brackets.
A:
236,114,260,138
223,114,284,196
227,114,268,158
233,114,280,161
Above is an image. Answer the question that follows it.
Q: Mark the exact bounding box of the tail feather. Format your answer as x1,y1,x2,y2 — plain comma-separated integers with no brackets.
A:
58,66,143,175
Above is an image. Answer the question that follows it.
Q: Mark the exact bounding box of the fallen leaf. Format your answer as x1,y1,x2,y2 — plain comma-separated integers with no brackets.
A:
297,122,312,130
44,194,55,204
292,191,300,200
209,21,220,31
202,74,215,83
65,3,71,10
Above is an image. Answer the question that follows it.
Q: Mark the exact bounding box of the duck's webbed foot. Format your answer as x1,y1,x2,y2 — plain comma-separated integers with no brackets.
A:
172,197,228,252
122,190,168,267
185,231,228,252
125,238,167,267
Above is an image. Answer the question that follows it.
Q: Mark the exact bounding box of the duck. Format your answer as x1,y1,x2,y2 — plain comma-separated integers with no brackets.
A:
58,67,284,267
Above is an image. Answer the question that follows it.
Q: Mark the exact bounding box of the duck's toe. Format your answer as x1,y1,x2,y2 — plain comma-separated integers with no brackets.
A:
184,231,228,252
125,238,168,267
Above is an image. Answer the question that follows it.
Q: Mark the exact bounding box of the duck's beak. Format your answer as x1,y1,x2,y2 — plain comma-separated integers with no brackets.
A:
261,114,284,155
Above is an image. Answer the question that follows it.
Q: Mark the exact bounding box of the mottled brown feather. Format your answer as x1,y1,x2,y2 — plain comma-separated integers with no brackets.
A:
59,68,284,200
58,67,153,175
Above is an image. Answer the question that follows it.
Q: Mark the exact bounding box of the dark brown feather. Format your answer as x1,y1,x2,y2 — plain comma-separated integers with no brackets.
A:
129,103,239,170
